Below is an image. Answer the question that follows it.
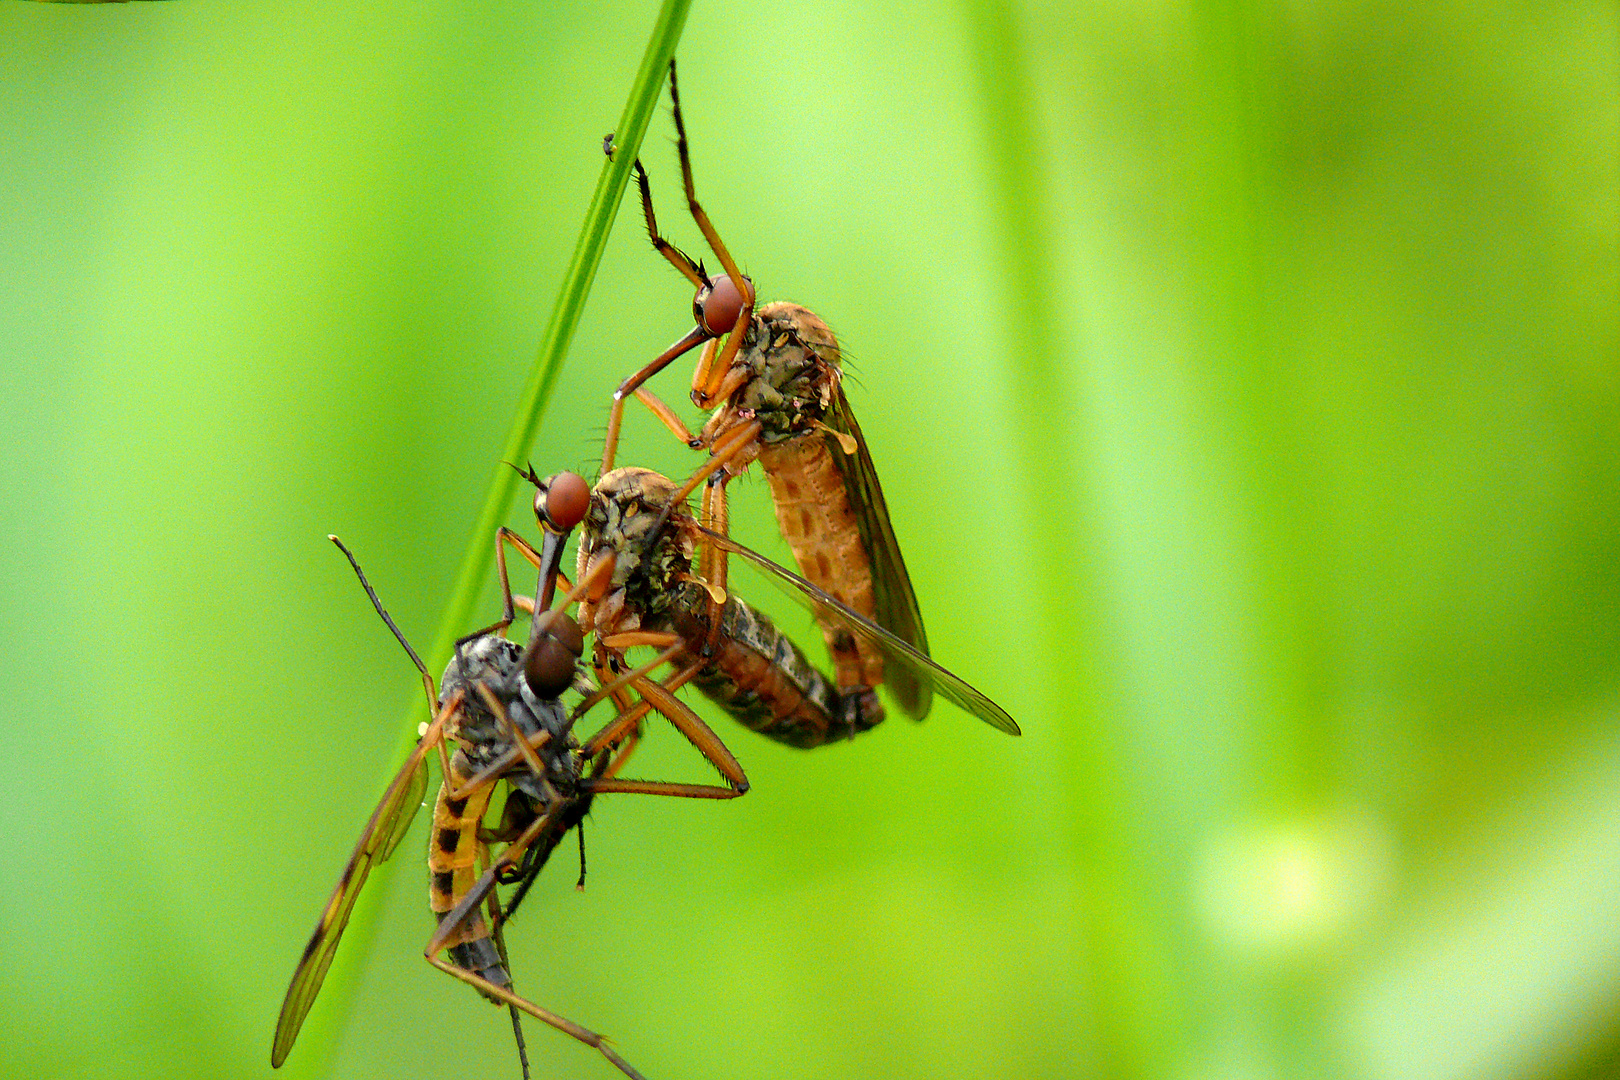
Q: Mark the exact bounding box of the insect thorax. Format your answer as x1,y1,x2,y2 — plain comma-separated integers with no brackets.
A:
439,635,575,797
584,469,697,627
735,302,840,444
617,518,693,625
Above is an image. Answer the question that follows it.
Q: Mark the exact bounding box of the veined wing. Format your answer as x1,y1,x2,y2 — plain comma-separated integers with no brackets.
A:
270,734,436,1067
824,385,930,719
378,763,427,863
692,522,1019,736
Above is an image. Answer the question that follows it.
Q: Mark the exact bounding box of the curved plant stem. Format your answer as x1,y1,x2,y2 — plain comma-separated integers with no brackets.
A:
298,0,694,1067
423,0,694,681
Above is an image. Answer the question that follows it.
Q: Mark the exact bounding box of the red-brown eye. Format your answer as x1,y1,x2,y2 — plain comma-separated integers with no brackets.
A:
698,274,750,336
545,472,590,530
524,613,584,699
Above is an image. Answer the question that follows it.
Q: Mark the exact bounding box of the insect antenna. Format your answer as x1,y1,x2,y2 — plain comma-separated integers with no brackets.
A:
329,535,436,713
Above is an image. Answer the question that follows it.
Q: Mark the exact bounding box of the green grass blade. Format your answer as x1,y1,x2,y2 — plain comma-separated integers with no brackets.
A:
288,1,694,1069
426,0,693,678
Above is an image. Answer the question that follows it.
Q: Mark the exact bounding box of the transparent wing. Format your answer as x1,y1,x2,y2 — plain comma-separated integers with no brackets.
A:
270,734,437,1067
823,386,931,718
377,765,427,863
692,522,1020,736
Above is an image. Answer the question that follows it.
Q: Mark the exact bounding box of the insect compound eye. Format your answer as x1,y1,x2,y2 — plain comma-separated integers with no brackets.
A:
698,274,750,337
524,613,584,700
544,471,591,531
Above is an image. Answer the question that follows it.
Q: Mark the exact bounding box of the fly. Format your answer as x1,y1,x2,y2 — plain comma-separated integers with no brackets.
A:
271,473,745,1080
564,467,1019,751
600,59,932,728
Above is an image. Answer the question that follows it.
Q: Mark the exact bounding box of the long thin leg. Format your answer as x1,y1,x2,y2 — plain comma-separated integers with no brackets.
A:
456,527,545,647
664,417,761,508
695,303,754,406
699,476,732,655
446,729,554,802
645,418,761,556
575,820,588,890
599,631,684,650
581,776,743,799
426,815,650,1080
665,59,757,409
572,640,685,719
632,159,707,288
596,719,644,782
424,958,648,1080
579,657,705,757
577,671,747,798
603,326,708,474
688,338,722,406
669,59,746,301
628,671,747,791
593,643,641,717
475,682,549,786
481,854,532,1080
577,645,642,770
445,712,555,802
634,386,698,445
570,708,741,801
692,353,754,412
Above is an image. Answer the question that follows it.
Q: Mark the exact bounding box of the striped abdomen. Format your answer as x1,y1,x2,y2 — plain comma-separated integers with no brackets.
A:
427,752,507,995
671,581,879,748
756,434,884,695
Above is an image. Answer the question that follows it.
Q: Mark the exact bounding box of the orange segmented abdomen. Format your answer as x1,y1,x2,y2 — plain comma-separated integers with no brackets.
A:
757,434,883,692
427,751,507,993
675,582,880,748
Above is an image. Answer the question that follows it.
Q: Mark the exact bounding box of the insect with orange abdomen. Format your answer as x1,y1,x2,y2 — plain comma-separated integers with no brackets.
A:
601,59,932,731
271,472,746,1080
566,466,1019,755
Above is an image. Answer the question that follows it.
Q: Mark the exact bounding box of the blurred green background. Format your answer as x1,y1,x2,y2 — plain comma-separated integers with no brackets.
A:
2,2,1616,1079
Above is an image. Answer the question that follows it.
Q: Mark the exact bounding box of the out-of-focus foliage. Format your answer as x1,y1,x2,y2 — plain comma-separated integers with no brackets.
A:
0,3,1614,1080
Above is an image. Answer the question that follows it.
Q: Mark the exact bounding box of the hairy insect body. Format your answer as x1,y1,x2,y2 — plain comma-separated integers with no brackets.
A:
579,468,876,747
440,636,577,802
673,579,876,748
756,436,881,691
429,637,585,992
699,304,894,700
714,303,839,444
428,758,502,974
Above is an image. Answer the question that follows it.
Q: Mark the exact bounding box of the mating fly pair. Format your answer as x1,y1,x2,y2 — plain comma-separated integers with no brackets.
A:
272,473,747,1080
